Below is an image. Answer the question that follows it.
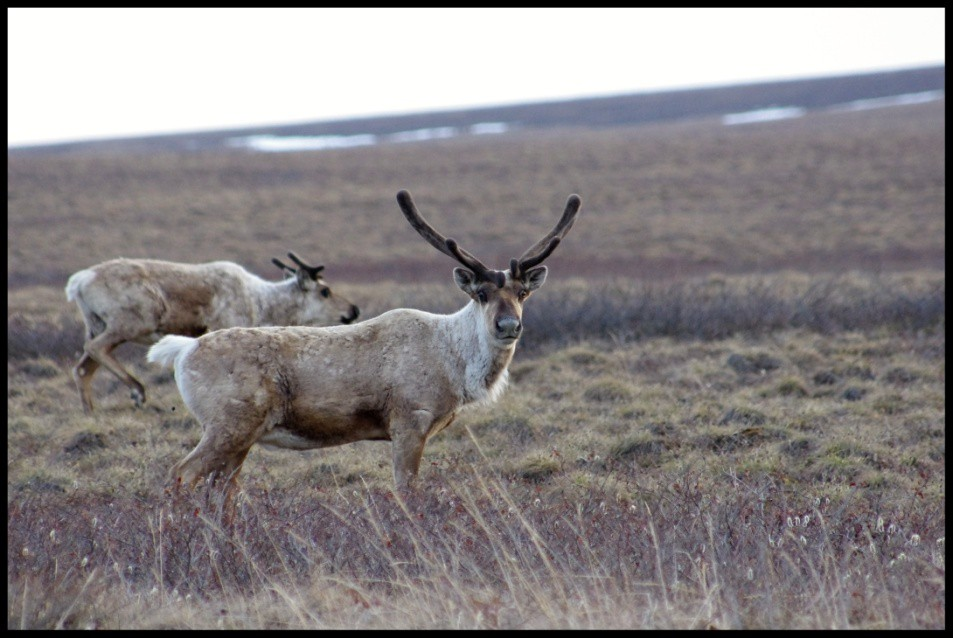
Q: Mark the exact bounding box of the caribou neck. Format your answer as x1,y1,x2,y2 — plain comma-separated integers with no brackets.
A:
440,300,515,406
253,277,299,326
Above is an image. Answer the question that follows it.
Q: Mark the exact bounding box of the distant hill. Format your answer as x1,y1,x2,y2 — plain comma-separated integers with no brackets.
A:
9,65,944,156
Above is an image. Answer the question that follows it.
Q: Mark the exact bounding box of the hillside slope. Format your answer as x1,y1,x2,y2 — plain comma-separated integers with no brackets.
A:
9,65,943,156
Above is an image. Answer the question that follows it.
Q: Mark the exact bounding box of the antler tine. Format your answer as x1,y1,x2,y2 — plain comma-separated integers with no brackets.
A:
272,257,295,273
286,251,315,270
396,190,458,260
397,190,497,280
286,251,325,277
511,195,580,278
517,194,581,264
517,237,561,271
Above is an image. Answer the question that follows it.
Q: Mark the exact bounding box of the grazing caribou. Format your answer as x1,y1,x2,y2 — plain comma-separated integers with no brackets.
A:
66,252,359,413
147,190,580,500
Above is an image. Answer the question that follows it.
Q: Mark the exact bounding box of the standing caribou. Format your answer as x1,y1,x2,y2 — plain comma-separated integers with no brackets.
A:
147,190,581,499
66,253,359,413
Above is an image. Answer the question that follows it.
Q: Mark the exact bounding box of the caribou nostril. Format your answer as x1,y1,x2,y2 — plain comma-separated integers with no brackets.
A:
496,317,521,337
341,306,360,324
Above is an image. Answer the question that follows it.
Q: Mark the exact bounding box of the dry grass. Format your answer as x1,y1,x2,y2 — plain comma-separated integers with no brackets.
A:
7,312,945,628
6,100,945,628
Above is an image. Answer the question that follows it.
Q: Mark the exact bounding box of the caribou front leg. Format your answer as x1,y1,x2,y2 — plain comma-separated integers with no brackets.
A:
390,409,435,490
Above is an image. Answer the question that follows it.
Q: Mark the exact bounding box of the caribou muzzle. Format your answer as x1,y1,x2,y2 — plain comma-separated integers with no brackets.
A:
341,304,360,324
495,315,522,341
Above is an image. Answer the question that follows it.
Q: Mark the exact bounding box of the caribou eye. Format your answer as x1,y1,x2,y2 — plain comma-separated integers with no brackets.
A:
518,289,529,301
320,287,331,298
476,290,488,303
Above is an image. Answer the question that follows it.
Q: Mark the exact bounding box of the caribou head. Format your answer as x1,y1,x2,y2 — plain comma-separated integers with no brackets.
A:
272,251,360,325
397,189,580,346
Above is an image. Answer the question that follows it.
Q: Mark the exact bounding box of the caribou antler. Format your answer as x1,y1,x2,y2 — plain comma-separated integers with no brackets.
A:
398,190,580,284
272,257,295,276
397,190,504,287
286,251,325,280
510,194,581,278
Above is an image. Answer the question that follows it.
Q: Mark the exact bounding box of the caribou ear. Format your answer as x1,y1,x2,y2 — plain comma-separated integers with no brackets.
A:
523,265,548,291
294,269,317,291
452,267,478,294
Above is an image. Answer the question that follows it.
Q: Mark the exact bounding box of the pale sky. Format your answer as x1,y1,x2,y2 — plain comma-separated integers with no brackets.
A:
7,7,945,147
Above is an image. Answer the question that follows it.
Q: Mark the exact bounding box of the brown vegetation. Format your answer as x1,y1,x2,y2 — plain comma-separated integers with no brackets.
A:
7,100,944,289
6,97,945,628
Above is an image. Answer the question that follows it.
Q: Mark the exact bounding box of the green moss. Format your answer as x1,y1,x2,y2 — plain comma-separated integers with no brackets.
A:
776,377,809,397
719,406,767,426
824,441,857,459
609,435,668,461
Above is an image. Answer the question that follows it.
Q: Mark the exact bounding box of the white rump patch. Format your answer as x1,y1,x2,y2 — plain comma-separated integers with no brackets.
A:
147,335,198,370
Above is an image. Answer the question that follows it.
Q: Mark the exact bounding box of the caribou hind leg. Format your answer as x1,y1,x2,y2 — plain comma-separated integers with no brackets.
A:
79,333,146,411
72,352,103,414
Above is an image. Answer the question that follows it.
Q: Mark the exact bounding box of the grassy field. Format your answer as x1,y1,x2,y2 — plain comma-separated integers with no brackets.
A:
7,98,945,628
